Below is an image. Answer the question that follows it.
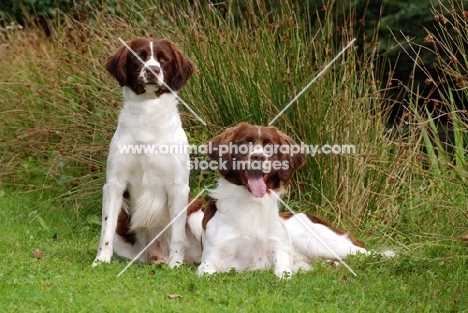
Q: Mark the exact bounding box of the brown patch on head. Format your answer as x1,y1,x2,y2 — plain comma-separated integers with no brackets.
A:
206,123,306,197
105,38,194,95
202,200,218,230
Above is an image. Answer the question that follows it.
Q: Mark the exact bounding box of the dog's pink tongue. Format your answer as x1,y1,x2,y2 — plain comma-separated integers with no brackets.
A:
247,171,266,198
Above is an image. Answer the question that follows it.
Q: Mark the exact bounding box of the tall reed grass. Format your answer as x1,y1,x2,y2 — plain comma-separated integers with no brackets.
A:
0,0,466,242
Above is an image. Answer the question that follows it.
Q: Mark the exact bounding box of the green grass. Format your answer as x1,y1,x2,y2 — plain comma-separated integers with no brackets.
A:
1,189,467,312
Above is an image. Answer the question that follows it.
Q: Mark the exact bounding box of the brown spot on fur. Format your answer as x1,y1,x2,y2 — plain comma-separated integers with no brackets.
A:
202,200,218,230
279,212,294,219
116,209,137,244
149,241,166,264
187,197,204,217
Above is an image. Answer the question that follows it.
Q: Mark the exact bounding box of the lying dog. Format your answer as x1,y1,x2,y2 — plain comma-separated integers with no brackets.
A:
194,123,371,278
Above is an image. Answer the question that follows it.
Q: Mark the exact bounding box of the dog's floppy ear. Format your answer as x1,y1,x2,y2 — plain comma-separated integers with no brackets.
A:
105,44,130,87
206,126,239,176
167,41,195,91
277,131,306,182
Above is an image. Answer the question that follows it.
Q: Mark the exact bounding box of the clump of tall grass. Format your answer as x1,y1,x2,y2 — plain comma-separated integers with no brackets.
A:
0,0,465,243
378,0,468,239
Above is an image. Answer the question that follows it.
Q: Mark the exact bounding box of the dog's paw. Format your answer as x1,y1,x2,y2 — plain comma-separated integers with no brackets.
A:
92,250,113,267
197,262,217,276
168,253,185,268
92,259,105,267
275,267,292,279
168,259,183,268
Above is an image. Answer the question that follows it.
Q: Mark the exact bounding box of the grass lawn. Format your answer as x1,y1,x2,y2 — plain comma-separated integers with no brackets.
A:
1,189,466,313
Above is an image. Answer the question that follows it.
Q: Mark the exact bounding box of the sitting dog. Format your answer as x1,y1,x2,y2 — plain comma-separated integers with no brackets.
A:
92,38,195,267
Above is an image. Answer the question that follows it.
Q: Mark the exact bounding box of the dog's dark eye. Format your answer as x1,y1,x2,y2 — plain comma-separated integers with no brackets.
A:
235,140,246,147
138,52,147,60
159,55,169,63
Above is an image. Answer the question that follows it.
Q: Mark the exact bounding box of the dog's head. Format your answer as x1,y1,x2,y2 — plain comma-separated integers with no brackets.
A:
105,38,194,95
207,123,306,198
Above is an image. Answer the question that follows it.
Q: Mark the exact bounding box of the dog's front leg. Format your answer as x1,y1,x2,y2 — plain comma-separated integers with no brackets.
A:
273,244,294,279
197,241,224,276
92,181,126,266
272,226,294,279
167,184,189,268
273,247,293,279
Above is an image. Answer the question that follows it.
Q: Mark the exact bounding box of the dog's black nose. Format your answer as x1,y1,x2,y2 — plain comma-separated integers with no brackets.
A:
250,153,266,162
145,65,161,78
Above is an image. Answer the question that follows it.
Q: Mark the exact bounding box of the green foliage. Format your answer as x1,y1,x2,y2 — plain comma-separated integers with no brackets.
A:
0,0,466,242
0,0,73,23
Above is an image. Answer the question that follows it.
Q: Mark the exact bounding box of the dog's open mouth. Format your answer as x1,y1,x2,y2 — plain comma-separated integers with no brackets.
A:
241,169,268,198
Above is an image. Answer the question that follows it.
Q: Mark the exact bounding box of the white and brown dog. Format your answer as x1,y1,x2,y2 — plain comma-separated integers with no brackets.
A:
92,38,195,267
194,123,371,278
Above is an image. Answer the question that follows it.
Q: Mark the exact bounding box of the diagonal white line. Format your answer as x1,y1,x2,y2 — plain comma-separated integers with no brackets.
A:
270,190,357,277
268,38,356,125
117,188,206,277
117,37,207,126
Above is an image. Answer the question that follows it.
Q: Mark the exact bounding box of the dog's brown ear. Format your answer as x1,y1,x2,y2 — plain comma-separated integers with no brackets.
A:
277,131,306,182
164,40,195,91
105,44,130,87
206,126,240,175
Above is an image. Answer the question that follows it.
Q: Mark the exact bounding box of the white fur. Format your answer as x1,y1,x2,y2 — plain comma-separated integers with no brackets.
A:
281,213,368,268
92,87,189,267
198,179,293,279
198,179,376,278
